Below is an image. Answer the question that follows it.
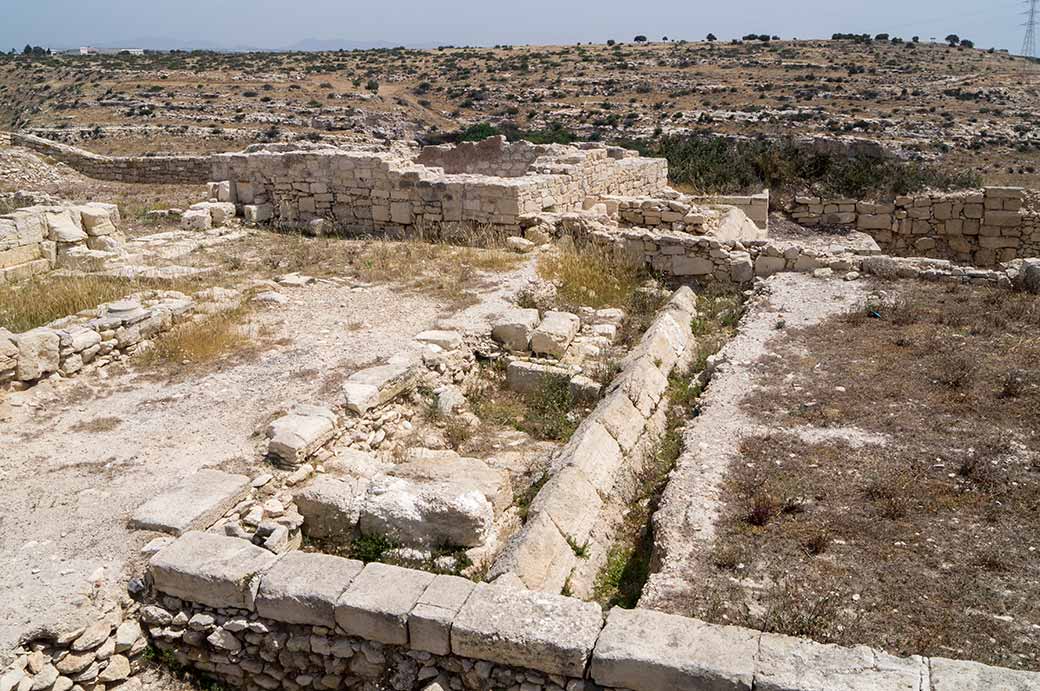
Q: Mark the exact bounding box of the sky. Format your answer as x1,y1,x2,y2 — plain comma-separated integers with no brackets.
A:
1,0,1030,54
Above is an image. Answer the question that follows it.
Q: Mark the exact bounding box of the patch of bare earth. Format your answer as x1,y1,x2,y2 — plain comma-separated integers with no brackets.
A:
687,280,1040,671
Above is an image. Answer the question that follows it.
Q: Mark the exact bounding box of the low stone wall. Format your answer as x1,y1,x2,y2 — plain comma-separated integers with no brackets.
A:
489,287,698,596
132,531,1040,691
10,132,212,184
1,291,195,386
790,186,1040,267
689,191,770,229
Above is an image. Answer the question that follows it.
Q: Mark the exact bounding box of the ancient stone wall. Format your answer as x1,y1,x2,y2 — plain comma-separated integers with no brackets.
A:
790,186,1040,267
687,192,770,230
133,531,1040,691
10,133,213,184
489,288,698,597
415,137,544,177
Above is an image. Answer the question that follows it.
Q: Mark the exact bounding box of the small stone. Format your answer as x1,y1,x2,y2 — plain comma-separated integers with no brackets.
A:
206,629,241,652
71,622,111,652
114,621,142,652
96,655,130,684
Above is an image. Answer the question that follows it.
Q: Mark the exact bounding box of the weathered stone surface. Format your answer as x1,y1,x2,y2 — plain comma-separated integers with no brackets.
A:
491,308,541,352
488,512,575,592
266,404,337,465
527,465,602,546
505,359,572,396
15,328,59,381
149,532,278,610
255,551,364,627
359,476,493,548
96,655,130,684
295,476,369,540
591,607,757,691
70,621,111,652
343,359,421,414
754,633,926,691
930,657,1040,691
414,330,463,350
130,469,250,536
180,208,212,231
46,210,87,243
556,420,623,495
530,311,580,358
78,206,117,236
113,621,141,652
592,389,645,452
452,583,603,678
408,574,475,655
334,562,435,645
389,455,512,514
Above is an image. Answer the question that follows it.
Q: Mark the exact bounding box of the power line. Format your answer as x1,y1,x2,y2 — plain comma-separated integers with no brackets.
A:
1024,0,1038,57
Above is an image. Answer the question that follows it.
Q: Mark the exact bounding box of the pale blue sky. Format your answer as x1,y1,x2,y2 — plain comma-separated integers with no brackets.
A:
1,0,1029,53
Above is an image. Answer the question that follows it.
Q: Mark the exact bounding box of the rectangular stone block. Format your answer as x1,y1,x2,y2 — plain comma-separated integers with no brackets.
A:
408,574,475,655
256,551,363,627
930,657,1040,691
149,532,278,610
591,607,757,691
452,583,603,678
130,469,250,536
334,562,435,645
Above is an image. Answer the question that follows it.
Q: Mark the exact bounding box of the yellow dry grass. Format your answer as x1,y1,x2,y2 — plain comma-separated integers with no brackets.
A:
537,244,644,310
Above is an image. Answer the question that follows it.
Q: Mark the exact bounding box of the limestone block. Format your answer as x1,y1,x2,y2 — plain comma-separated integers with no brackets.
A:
491,308,541,351
487,512,575,593
506,360,573,396
359,475,493,548
334,562,435,645
754,633,927,691
506,236,535,253
295,476,369,540
985,210,1023,228
266,404,338,465
255,551,364,627
130,469,251,536
591,607,757,691
755,255,786,277
593,389,645,453
528,465,602,546
77,206,117,237
180,208,212,231
414,330,462,350
243,204,273,223
530,311,580,358
149,532,279,610
343,358,421,415
930,657,1040,691
16,328,60,381
46,210,87,243
389,455,512,514
408,574,475,655
452,583,603,678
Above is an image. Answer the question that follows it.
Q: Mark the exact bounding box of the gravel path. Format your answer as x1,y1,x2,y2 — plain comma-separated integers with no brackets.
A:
641,272,870,612
0,258,535,661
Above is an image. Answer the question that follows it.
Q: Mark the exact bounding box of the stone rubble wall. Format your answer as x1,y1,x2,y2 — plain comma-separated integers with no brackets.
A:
10,132,213,184
488,287,698,596
790,186,1040,267
130,531,1040,691
688,191,770,230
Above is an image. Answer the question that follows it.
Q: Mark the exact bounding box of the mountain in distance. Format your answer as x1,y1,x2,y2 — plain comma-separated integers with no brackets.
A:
80,36,418,53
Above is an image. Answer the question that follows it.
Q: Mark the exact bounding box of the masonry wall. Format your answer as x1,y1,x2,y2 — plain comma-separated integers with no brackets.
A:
139,531,1040,691
790,186,1040,267
10,132,212,184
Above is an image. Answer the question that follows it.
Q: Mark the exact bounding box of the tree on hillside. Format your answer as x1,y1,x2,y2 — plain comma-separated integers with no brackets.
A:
707,33,717,42
945,34,960,46
960,39,974,49
22,44,31,55
634,35,648,43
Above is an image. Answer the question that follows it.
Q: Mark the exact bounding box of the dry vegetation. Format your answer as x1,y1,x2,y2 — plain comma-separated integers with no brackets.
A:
0,275,138,332
687,281,1040,671
138,306,255,368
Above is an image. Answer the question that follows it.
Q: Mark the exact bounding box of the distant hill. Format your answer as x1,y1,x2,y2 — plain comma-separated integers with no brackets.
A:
75,36,409,53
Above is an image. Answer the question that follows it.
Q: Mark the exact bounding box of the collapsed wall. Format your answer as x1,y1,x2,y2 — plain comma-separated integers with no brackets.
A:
791,187,1040,267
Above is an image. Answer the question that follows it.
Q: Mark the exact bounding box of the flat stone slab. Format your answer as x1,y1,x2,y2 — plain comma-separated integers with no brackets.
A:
255,551,364,627
149,532,278,611
359,476,493,548
389,455,512,514
591,607,758,691
530,310,580,358
266,404,338,465
295,476,369,540
334,562,435,645
930,657,1040,691
491,308,540,352
343,358,421,415
506,359,573,396
754,633,927,691
451,582,603,678
415,330,463,350
409,574,475,655
130,469,250,536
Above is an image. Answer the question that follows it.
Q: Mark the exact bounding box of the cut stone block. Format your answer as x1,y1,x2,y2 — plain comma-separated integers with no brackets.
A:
389,455,512,514
491,308,541,352
557,420,623,495
149,532,278,611
530,311,580,358
528,465,602,547
591,607,758,691
180,208,212,231
334,562,435,645
255,551,364,627
130,469,250,536
487,512,575,594
190,201,236,226
414,330,463,350
16,328,60,381
266,404,337,465
46,210,88,243
408,574,476,655
506,360,572,396
452,583,603,678
243,204,273,223
295,476,369,540
78,206,117,237
754,633,927,691
930,657,1040,691
343,358,421,415
359,476,493,548
593,389,645,453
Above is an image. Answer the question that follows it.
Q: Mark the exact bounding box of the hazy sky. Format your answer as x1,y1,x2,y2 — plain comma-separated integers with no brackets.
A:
1,0,1029,53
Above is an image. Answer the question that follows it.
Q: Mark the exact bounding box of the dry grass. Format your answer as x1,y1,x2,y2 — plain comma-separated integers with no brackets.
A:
0,275,138,332
138,306,253,368
538,245,645,311
693,281,1040,671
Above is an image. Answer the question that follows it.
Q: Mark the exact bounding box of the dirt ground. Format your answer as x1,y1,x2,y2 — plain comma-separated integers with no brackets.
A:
0,242,536,661
643,275,1040,672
